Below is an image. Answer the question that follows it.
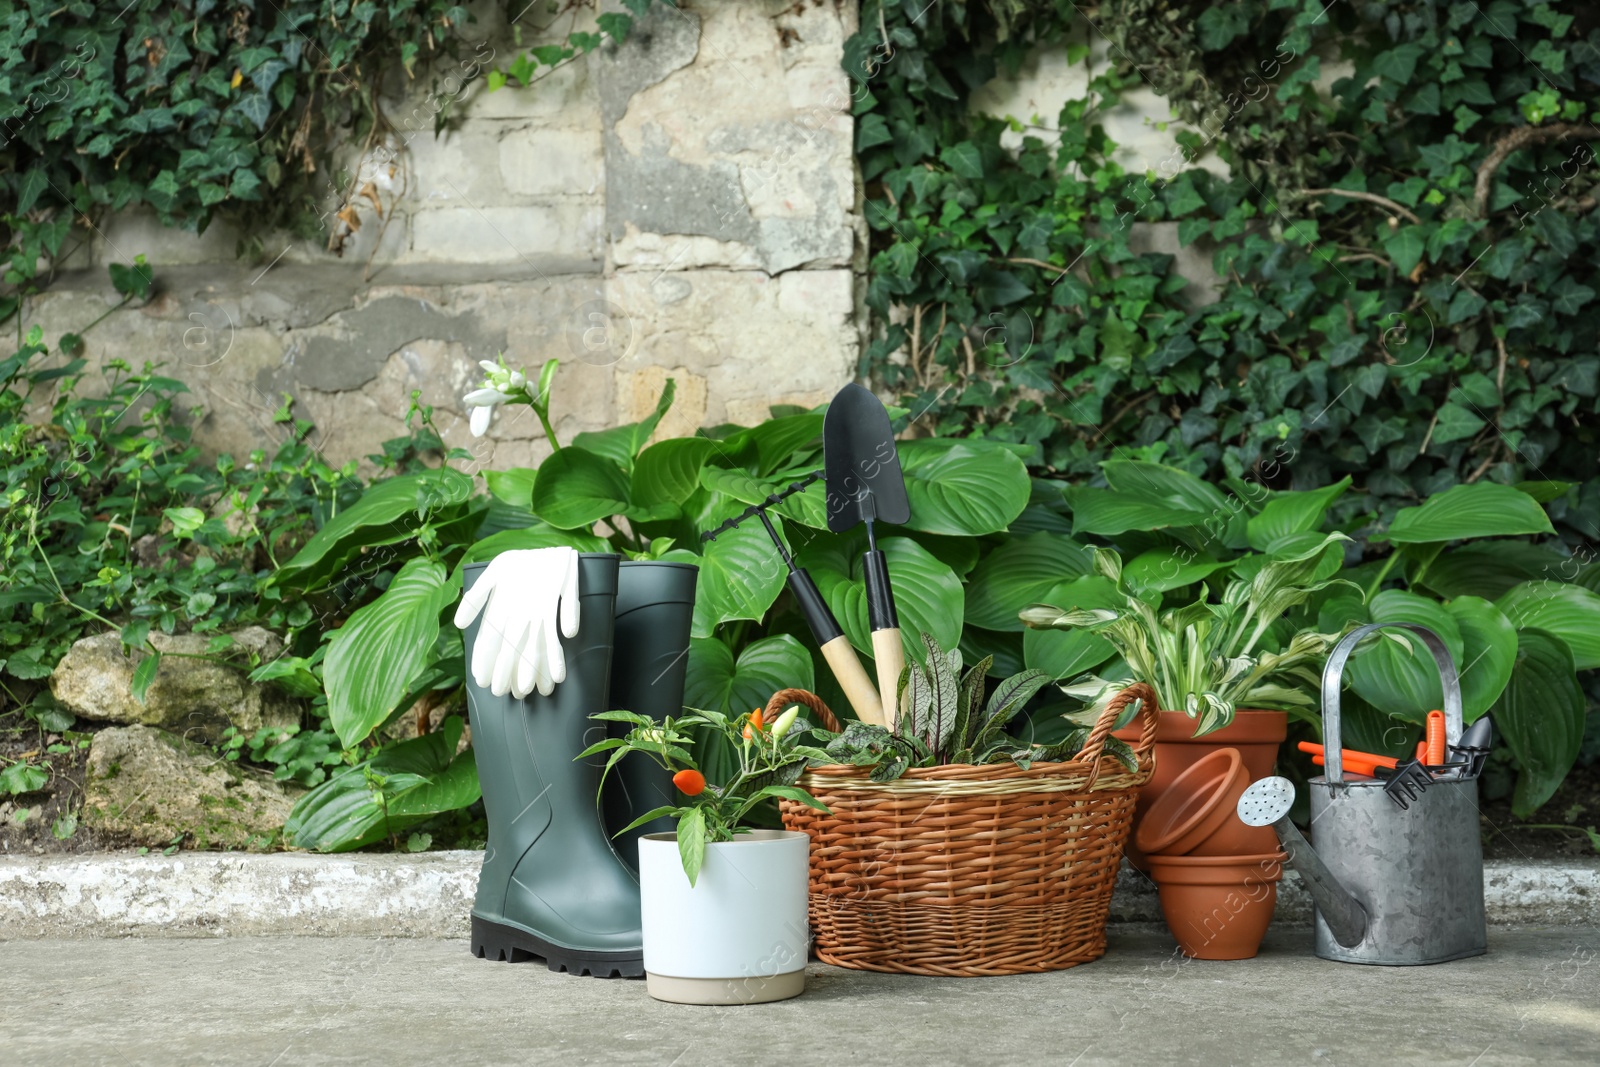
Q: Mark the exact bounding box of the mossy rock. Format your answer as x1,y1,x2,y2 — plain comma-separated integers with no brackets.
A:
82,725,301,850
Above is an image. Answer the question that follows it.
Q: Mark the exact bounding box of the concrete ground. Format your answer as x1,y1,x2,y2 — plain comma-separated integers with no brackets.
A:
3,926,1597,1066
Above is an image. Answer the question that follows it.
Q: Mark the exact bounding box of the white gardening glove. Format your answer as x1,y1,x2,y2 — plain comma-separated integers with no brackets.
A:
454,547,581,699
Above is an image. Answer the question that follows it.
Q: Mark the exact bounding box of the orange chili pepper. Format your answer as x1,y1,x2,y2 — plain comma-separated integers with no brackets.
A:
742,708,765,740
672,769,706,796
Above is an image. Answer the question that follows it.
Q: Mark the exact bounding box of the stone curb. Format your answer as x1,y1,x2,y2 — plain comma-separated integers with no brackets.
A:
1,852,1594,939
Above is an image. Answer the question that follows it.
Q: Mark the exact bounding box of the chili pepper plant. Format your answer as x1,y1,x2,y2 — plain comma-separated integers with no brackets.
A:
583,705,831,885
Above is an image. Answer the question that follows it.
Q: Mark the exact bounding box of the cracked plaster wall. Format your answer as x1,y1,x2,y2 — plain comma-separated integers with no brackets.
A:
24,0,862,472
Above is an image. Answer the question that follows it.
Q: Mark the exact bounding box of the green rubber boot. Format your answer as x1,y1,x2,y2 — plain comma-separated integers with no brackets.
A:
605,560,700,871
462,553,644,978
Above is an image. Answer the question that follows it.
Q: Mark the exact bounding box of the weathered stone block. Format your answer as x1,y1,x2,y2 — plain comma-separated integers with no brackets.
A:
411,204,601,262
82,725,299,850
50,628,300,744
499,126,605,197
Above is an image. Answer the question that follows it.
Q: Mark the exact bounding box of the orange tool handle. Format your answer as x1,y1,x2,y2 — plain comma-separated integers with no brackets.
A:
1312,754,1383,777
1297,740,1400,770
1425,709,1447,766
1416,739,1428,763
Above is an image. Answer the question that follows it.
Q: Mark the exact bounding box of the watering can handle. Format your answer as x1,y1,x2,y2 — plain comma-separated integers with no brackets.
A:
1320,622,1463,784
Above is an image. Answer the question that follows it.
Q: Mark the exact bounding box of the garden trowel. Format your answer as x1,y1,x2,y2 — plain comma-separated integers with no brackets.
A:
823,384,911,729
702,472,885,728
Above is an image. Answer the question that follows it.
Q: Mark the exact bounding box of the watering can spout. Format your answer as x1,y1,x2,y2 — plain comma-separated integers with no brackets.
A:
1238,777,1368,949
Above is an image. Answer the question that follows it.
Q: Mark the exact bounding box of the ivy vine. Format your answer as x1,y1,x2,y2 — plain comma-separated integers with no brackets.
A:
850,0,1600,539
0,0,659,302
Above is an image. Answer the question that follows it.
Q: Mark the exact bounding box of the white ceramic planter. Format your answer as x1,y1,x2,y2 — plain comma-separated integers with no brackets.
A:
638,828,810,1005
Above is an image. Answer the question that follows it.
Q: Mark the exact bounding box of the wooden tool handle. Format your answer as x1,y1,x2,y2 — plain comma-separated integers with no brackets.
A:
820,634,885,727
870,627,904,732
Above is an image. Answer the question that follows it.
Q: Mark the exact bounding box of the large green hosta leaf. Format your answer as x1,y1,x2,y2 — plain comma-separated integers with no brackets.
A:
964,532,1093,631
275,468,473,588
1446,596,1517,723
1122,548,1227,594
1064,488,1209,537
1020,578,1118,680
898,438,1029,535
685,635,813,718
1492,630,1586,817
1382,483,1554,543
1329,591,1514,724
1247,477,1350,550
572,378,676,472
662,515,789,639
798,535,962,655
1337,591,1463,724
683,635,813,785
323,558,454,748
632,437,715,508
719,413,825,476
450,525,610,585
1496,581,1600,670
532,446,631,529
1413,541,1568,600
284,716,480,852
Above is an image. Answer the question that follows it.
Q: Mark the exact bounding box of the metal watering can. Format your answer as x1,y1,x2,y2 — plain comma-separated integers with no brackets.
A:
1238,622,1487,966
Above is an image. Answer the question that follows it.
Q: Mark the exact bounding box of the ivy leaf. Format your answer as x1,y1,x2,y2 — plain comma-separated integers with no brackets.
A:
15,169,49,215
1429,403,1485,444
1382,227,1426,275
1196,6,1249,51
939,141,984,179
234,91,272,132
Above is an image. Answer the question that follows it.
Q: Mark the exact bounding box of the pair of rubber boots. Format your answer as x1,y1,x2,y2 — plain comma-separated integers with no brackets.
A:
461,554,697,978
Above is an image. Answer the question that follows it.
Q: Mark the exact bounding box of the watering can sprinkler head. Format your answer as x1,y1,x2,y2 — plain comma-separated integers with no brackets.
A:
1237,777,1369,949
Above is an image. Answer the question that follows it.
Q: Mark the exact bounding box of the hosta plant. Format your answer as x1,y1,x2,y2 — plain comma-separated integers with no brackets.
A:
817,632,1132,779
1020,535,1356,735
584,704,830,886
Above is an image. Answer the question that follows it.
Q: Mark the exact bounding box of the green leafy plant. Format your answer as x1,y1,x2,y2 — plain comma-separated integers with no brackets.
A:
280,357,1035,849
995,456,1596,815
219,723,344,788
585,703,829,886
282,714,479,852
850,0,1600,540
1,263,365,693
1020,536,1354,734
2,1,666,296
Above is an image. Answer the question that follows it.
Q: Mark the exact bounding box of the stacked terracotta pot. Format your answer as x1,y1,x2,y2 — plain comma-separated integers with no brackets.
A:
1133,748,1288,960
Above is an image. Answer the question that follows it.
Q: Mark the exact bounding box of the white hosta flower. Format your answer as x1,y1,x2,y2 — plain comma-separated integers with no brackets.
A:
464,355,532,437
464,386,513,437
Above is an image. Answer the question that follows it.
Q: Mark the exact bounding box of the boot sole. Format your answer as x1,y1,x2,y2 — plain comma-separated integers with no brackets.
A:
470,915,644,979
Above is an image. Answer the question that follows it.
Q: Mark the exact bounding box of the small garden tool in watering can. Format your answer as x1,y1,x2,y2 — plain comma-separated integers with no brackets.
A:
1236,622,1487,966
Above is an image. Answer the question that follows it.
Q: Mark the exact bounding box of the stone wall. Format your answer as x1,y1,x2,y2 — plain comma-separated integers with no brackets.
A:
21,4,1282,468
24,0,861,472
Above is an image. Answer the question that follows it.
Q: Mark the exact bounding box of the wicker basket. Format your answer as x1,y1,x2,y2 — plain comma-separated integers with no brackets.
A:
765,683,1158,977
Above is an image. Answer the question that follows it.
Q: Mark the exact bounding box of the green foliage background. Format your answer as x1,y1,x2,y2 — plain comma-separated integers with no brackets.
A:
0,0,658,297
851,0,1600,537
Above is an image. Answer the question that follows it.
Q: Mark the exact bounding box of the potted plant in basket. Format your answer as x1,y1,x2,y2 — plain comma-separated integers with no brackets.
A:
585,704,830,1005
768,633,1159,977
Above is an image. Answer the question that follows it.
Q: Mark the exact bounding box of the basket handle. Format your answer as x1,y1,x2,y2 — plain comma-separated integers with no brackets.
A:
1074,682,1160,788
765,688,843,734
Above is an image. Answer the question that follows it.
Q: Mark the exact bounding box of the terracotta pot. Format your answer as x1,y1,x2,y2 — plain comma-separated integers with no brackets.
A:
1114,708,1288,867
1134,748,1278,857
1145,851,1286,961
